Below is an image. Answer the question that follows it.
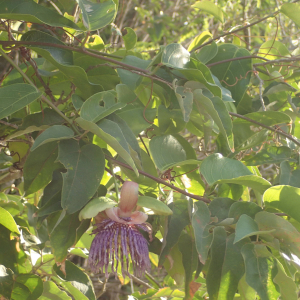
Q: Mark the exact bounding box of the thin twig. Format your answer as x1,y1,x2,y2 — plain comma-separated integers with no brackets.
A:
104,155,211,203
229,112,300,146
0,120,18,129
253,68,266,111
130,273,153,289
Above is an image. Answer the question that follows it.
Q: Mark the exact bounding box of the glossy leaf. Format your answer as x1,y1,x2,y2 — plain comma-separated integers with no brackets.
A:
0,83,42,120
161,43,190,68
263,185,300,224
76,117,138,175
57,140,105,214
219,234,249,300
37,171,63,217
174,85,193,122
206,226,227,299
7,108,65,140
243,146,292,166
77,0,116,31
281,3,300,27
53,260,95,300
0,0,80,29
137,196,173,215
188,31,212,52
80,91,125,123
79,197,116,221
193,90,233,150
21,31,102,98
255,212,300,258
49,212,82,262
279,161,300,188
200,153,252,185
233,111,291,150
192,1,224,23
234,214,274,244
192,201,212,264
31,125,74,151
0,207,20,234
123,27,137,51
209,44,252,103
39,281,71,300
178,233,198,299
196,41,218,64
24,142,62,195
158,200,190,266
149,135,187,171
241,244,280,300
228,201,262,223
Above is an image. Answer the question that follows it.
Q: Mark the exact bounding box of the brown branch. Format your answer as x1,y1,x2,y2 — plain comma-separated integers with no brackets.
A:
104,155,211,203
229,112,300,147
253,56,300,67
0,120,18,129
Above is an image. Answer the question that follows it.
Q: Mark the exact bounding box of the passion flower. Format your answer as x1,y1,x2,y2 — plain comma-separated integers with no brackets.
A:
88,181,152,278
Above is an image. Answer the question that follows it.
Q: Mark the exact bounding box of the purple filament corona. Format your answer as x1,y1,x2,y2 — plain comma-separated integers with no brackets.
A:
89,218,151,278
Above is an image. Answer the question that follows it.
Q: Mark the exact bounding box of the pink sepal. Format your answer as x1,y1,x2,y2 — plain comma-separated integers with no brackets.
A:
105,207,148,225
119,181,139,216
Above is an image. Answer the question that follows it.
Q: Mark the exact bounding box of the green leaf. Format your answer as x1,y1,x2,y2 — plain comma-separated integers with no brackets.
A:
218,234,249,300
273,258,298,300
279,161,300,188
216,175,271,194
192,201,212,264
37,171,63,217
228,202,262,223
0,0,80,29
24,142,62,195
39,281,71,300
233,111,291,150
0,267,43,300
209,44,252,103
53,260,95,300
263,185,300,224
21,31,102,98
75,117,138,175
158,200,190,266
178,233,198,299
195,41,218,64
174,85,193,122
0,207,19,234
241,244,280,300
238,274,256,300
200,153,252,185
206,226,227,300
57,140,105,214
31,125,74,151
117,56,150,90
49,212,81,262
234,214,274,244
79,197,116,221
0,83,42,119
281,3,300,27
137,196,173,215
255,211,300,258
243,146,292,166
149,135,187,171
6,108,65,140
77,0,116,31
192,1,224,23
118,149,158,188
193,90,233,150
162,43,190,68
123,27,137,51
208,197,235,223
80,91,125,123
188,31,212,52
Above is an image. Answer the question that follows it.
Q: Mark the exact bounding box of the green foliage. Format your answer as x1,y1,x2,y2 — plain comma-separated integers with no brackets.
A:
1,0,300,298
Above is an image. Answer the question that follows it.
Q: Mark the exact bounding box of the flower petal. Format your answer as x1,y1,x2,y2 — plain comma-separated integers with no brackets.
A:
128,211,148,224
105,207,127,224
119,181,139,216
